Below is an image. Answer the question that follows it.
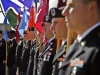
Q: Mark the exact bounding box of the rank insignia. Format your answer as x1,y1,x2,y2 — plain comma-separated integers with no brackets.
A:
46,51,51,55
45,15,49,21
49,48,53,51
69,58,85,68
10,43,13,47
51,8,56,16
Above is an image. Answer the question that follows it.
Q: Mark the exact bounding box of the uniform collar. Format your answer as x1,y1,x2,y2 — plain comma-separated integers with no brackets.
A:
10,37,15,41
26,40,30,43
77,22,100,42
61,39,67,46
33,38,36,42
48,37,55,43
0,37,4,40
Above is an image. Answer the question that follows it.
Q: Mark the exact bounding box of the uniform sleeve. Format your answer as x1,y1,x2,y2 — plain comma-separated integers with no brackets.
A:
90,48,100,75
3,39,6,60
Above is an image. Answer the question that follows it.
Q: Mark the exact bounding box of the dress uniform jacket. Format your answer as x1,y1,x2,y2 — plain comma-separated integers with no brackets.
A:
26,39,36,75
7,38,17,67
58,25,100,75
0,37,6,63
15,38,23,67
52,41,67,75
37,37,57,75
19,40,31,72
33,40,40,75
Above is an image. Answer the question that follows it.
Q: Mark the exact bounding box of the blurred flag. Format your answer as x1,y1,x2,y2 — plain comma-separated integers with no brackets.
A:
35,0,49,22
15,12,21,43
18,9,28,37
57,0,66,8
1,0,39,29
49,0,67,10
28,5,35,28
3,15,9,41
35,0,49,33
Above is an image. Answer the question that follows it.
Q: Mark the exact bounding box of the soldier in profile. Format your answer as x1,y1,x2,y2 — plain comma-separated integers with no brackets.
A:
36,14,57,75
0,30,6,75
50,7,68,75
19,31,31,75
7,30,17,75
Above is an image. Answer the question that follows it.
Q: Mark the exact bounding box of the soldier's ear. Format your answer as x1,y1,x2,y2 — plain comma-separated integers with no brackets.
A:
88,1,98,11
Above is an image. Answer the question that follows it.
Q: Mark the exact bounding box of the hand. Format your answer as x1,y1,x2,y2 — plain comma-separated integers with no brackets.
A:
3,60,6,64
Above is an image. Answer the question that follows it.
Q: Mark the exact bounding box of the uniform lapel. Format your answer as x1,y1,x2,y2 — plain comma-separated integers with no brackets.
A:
60,40,80,68
60,25,100,68
39,38,55,57
52,44,66,63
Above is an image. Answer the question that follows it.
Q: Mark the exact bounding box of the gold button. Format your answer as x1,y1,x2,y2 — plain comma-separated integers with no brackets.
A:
53,65,55,68
38,64,40,67
43,59,46,61
81,41,86,46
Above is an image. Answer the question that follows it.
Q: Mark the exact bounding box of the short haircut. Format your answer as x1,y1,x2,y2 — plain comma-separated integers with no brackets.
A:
82,0,100,12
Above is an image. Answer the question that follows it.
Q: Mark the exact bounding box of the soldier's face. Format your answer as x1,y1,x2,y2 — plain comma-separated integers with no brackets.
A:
51,18,67,39
0,34,3,38
44,22,53,38
30,31,36,39
24,34,29,40
8,33,15,39
62,0,90,34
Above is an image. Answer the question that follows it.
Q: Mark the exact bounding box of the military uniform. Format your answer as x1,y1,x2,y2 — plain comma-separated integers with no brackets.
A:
52,41,67,75
37,37,56,75
33,40,40,75
0,36,6,75
26,39,36,75
19,40,31,74
7,37,17,75
15,37,23,67
58,24,100,75
49,7,67,75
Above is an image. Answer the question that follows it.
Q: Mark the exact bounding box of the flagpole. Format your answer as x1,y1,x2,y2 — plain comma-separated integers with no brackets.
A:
3,15,9,75
34,0,37,13
66,29,73,54
6,41,8,75
0,4,5,16
56,39,61,53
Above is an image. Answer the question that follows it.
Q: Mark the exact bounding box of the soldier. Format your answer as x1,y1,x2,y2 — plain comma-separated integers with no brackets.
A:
0,30,6,75
7,30,17,75
19,31,31,75
50,7,68,75
58,0,100,75
26,27,36,75
33,30,42,75
36,14,57,75
15,36,23,74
